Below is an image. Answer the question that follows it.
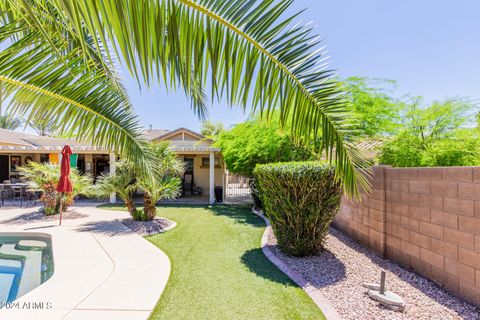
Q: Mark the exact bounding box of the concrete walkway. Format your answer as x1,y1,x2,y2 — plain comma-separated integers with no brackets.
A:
0,204,171,320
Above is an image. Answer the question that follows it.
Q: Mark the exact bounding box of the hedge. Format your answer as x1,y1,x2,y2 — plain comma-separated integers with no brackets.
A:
254,162,342,256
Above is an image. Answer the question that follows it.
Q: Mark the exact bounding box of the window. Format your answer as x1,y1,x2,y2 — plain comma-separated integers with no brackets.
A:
184,158,194,173
201,157,220,167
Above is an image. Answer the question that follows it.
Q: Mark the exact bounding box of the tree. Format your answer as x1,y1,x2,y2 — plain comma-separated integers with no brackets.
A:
95,142,183,221
379,97,480,167
94,160,138,215
138,142,184,220
217,116,315,178
18,162,93,214
0,83,22,130
200,121,225,141
341,77,401,137
0,1,370,197
28,118,59,136
0,114,22,130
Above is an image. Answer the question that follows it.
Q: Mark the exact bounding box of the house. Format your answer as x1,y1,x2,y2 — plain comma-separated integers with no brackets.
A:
0,127,224,204
141,127,224,203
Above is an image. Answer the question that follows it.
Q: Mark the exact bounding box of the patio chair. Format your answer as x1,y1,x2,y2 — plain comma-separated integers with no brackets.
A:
12,185,26,206
0,185,12,206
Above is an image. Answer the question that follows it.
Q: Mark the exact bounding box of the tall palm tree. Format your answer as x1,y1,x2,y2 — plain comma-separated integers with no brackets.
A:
0,0,370,196
0,114,22,130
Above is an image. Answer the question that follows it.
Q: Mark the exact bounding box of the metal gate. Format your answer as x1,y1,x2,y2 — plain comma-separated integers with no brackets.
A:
225,173,252,204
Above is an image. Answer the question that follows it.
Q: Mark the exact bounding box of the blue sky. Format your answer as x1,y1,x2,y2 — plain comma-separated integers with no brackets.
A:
122,0,480,132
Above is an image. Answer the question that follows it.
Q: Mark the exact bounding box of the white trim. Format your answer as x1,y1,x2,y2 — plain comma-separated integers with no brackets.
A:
209,151,215,204
109,153,117,204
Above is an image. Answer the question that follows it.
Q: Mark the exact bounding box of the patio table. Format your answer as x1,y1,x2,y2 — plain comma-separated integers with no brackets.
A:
0,184,30,206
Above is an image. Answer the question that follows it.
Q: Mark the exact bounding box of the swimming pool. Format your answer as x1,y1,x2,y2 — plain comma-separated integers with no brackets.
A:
0,233,54,305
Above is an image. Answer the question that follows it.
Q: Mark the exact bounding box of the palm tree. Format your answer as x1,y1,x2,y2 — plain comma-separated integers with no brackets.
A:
28,118,59,137
0,114,22,130
96,143,184,221
95,160,138,215
0,0,370,196
0,83,22,130
138,142,184,220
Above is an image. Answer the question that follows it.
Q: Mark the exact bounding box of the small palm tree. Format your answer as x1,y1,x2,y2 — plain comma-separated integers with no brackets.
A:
96,143,184,221
138,142,184,220
18,162,93,214
94,160,138,215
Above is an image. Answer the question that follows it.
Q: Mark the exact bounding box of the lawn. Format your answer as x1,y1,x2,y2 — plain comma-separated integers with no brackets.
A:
100,204,324,320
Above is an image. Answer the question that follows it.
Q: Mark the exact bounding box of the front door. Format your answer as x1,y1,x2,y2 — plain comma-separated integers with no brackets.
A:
0,155,9,182
183,158,194,195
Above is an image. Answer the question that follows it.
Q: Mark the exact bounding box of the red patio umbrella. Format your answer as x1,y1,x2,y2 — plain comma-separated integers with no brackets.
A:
57,145,73,225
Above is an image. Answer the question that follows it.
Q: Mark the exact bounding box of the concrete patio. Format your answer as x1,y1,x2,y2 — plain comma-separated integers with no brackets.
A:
0,203,171,320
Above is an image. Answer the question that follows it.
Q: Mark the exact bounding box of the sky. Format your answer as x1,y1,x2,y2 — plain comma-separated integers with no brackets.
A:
123,0,480,132
19,0,480,134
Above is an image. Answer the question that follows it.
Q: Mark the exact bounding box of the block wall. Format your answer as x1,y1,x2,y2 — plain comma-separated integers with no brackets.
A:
334,166,480,307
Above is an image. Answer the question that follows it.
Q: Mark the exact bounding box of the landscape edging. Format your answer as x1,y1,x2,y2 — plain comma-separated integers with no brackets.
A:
251,207,342,320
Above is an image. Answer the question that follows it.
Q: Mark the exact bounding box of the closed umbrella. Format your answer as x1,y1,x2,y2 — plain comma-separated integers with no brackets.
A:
57,145,73,225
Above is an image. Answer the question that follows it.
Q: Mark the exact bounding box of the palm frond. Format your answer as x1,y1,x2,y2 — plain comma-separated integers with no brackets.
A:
1,0,371,196
0,7,154,173
45,0,370,196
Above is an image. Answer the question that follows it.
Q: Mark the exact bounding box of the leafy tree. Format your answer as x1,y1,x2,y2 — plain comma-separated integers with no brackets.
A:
216,117,315,178
200,121,225,141
341,77,401,137
379,97,480,167
0,1,370,197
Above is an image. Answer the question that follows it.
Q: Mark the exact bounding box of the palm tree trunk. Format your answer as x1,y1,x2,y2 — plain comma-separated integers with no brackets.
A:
126,198,136,216
143,193,156,221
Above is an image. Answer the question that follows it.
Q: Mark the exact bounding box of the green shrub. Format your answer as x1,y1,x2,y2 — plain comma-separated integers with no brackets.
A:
254,162,342,256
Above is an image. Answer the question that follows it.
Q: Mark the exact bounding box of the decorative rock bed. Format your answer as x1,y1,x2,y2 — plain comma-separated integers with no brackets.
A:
267,226,479,320
121,217,176,237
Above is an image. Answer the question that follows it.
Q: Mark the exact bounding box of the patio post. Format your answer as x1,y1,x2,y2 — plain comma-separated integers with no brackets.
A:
209,151,215,204
109,153,116,204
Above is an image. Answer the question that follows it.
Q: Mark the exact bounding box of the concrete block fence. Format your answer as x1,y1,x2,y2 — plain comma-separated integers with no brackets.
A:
333,165,480,307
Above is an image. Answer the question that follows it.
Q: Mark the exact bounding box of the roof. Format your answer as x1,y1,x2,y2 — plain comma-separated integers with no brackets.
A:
0,128,220,153
141,127,205,141
140,129,170,141
0,128,109,152
0,128,99,147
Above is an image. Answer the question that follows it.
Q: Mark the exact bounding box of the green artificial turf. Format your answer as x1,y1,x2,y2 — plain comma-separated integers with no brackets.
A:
99,204,325,320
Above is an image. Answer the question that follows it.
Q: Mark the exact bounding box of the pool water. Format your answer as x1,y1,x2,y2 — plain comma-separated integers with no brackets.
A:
0,233,54,305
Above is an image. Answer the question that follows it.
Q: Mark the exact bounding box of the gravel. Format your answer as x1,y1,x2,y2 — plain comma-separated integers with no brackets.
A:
121,217,175,237
267,227,479,320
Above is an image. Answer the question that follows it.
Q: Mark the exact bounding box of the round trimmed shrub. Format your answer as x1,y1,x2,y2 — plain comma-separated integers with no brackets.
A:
254,162,342,256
